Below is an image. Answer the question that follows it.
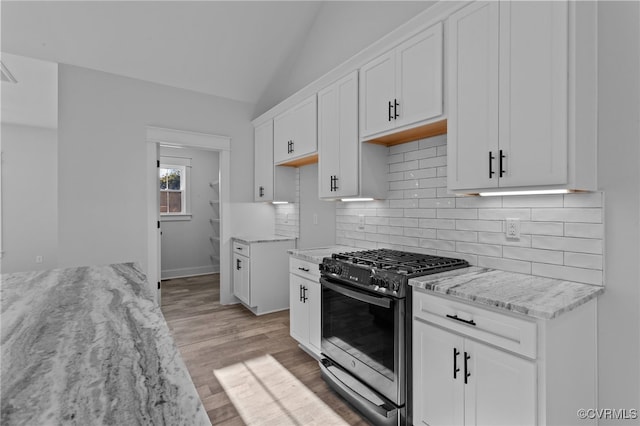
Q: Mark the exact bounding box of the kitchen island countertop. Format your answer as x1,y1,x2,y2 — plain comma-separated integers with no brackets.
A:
409,266,604,320
1,262,210,425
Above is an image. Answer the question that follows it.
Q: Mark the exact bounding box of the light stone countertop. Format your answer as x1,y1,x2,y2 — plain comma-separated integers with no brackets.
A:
409,266,604,320
1,263,210,426
287,245,360,264
232,235,297,244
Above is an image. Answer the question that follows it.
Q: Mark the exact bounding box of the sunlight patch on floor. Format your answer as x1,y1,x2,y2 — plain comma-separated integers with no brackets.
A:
214,354,349,425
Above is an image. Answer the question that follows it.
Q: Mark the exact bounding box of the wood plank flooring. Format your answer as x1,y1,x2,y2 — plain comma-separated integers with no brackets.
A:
161,274,370,425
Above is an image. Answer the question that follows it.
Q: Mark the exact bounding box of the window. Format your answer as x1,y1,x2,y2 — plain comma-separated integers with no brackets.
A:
159,156,191,219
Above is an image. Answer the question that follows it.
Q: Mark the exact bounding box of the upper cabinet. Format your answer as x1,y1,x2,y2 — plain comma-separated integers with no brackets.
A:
447,1,597,193
273,95,317,165
360,23,444,141
254,120,295,202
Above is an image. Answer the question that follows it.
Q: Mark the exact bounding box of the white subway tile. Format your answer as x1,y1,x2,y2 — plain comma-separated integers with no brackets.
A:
420,198,455,209
388,171,405,181
377,225,404,235
456,220,502,232
419,156,447,169
419,218,456,229
404,147,437,161
455,196,502,208
532,263,603,286
355,240,379,250
564,223,604,239
478,232,531,247
390,218,419,227
390,140,420,154
344,230,366,240
437,166,447,177
531,208,602,223
477,256,532,274
419,176,448,188
420,238,456,251
419,134,447,149
336,222,356,231
503,246,564,264
456,242,502,257
389,235,420,247
405,169,437,180
564,192,603,208
436,145,447,157
366,233,390,243
501,194,564,208
388,153,405,164
438,251,477,266
390,179,420,190
390,160,419,172
404,188,437,199
564,252,603,270
404,208,436,218
405,227,437,238
437,229,478,242
390,199,419,209
478,208,531,221
377,208,404,217
520,221,564,236
437,209,478,220
437,187,452,198
387,190,405,200
412,247,440,256
531,235,603,254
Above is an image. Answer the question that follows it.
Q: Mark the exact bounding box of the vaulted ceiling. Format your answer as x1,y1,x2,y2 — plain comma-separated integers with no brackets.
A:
1,1,433,111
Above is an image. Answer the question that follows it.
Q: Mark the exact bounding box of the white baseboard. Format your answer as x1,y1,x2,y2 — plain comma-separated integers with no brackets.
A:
161,265,219,280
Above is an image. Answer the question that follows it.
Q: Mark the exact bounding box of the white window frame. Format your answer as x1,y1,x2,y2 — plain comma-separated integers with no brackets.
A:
160,155,192,221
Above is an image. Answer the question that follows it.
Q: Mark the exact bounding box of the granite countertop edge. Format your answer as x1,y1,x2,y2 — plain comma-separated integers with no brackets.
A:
287,245,361,264
409,266,604,320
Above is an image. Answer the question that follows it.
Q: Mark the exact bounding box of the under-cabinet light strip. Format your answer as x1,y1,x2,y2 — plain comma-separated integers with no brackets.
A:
478,189,571,197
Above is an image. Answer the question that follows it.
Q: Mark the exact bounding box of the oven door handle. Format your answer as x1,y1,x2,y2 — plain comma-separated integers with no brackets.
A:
320,278,392,308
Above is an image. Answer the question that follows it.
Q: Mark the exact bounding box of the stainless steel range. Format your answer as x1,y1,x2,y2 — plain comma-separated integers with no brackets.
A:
318,249,468,426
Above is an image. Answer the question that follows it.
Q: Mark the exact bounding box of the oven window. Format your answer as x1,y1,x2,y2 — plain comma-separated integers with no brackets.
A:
322,284,395,380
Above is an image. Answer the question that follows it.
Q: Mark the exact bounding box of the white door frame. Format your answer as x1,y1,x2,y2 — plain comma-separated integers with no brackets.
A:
146,126,232,305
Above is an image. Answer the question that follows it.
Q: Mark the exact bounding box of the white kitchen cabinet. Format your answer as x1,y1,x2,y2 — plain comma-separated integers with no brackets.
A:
273,95,317,165
232,238,296,315
360,23,443,140
447,1,597,193
413,320,536,426
288,256,321,357
413,288,598,426
254,120,295,202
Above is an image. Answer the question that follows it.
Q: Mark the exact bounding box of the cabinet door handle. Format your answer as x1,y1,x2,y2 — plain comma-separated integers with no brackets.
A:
236,259,241,270
299,284,303,302
499,149,506,178
333,175,339,191
453,348,460,379
388,101,393,121
303,286,308,303
446,314,476,327
394,98,399,119
489,151,496,178
259,186,264,197
298,266,310,272
464,352,471,384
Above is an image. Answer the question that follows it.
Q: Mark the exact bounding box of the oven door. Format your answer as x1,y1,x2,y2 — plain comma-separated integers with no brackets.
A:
320,276,404,405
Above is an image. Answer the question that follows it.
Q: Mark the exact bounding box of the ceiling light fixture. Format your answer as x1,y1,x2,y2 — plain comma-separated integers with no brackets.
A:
478,189,571,197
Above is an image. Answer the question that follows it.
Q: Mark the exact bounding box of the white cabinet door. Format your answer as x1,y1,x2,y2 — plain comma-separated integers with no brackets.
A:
447,1,500,191
307,280,321,354
318,71,359,199
413,320,465,426
360,50,396,137
497,1,568,188
233,253,250,306
254,121,274,201
274,95,317,164
464,339,536,426
289,276,309,344
396,22,443,128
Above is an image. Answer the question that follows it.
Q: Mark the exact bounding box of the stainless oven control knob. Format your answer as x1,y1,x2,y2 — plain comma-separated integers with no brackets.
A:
330,264,343,275
391,280,401,292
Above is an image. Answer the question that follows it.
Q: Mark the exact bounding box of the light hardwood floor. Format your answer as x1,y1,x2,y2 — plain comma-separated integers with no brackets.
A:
161,274,370,425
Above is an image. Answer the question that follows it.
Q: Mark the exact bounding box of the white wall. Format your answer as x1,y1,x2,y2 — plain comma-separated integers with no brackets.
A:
254,1,434,116
0,124,58,273
160,146,219,279
597,1,640,420
299,164,336,248
57,65,258,275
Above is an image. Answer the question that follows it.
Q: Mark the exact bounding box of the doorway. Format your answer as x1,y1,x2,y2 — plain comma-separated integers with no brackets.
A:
146,126,232,305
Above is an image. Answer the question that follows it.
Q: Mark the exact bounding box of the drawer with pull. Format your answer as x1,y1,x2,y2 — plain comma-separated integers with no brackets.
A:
413,288,537,359
289,257,320,281
232,240,250,257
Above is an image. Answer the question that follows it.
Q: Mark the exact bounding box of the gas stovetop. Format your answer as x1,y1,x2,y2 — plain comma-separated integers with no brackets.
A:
320,249,468,298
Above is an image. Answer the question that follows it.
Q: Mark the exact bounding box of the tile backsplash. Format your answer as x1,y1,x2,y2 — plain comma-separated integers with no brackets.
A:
335,135,604,286
275,168,300,239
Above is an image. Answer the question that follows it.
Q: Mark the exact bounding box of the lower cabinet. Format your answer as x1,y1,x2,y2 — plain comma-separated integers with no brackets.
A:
232,238,295,315
289,256,321,357
413,320,535,426
412,288,598,426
